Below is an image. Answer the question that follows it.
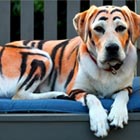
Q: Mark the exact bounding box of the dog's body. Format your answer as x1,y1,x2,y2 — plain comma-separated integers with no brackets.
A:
3,5,140,137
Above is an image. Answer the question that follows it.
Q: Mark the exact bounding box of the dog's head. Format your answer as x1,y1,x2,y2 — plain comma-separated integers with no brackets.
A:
73,5,140,72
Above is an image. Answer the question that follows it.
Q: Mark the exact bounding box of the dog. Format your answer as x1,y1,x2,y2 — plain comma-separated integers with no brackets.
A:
4,5,139,137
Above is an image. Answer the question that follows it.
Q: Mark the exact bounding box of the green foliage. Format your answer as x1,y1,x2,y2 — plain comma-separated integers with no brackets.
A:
11,0,20,16
11,0,44,16
34,0,44,13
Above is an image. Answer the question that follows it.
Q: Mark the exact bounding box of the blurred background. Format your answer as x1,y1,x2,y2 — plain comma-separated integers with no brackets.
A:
11,0,134,41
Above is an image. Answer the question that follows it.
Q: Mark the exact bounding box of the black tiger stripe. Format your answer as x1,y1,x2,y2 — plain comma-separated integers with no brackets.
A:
67,46,79,60
25,74,39,91
19,59,46,90
19,66,36,90
126,86,132,94
48,40,70,83
64,56,78,88
69,89,86,100
31,42,36,47
36,40,47,50
56,95,73,100
84,94,88,106
51,40,70,61
114,86,132,94
50,69,57,91
113,16,121,21
91,40,95,46
20,52,49,58
64,69,74,89
5,45,34,49
64,46,79,88
93,9,108,23
0,47,5,75
99,16,108,21
89,30,92,39
110,8,127,21
127,30,132,44
59,45,66,74
19,51,49,81
19,53,28,81
23,40,31,46
31,59,46,80
110,9,123,14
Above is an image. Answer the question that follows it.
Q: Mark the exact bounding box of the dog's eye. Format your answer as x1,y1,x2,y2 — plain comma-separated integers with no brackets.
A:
94,26,105,34
116,25,126,32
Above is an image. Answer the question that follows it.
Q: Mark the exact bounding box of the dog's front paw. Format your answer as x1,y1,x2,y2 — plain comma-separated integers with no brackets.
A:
86,94,109,137
108,105,128,128
89,108,109,137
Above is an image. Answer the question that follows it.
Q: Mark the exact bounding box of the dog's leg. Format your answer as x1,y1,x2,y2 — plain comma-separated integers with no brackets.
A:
12,54,68,100
82,94,109,137
12,75,68,99
12,76,67,100
12,90,68,100
108,90,129,128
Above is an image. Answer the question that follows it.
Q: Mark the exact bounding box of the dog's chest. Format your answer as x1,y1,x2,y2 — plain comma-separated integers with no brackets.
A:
74,69,130,98
90,77,119,97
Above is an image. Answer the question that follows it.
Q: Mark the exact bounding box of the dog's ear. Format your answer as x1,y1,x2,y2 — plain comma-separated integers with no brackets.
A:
122,6,140,43
73,5,98,42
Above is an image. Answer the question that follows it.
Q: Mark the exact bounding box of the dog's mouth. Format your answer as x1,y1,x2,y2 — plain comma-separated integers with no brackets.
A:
88,50,123,74
107,60,123,74
100,59,123,74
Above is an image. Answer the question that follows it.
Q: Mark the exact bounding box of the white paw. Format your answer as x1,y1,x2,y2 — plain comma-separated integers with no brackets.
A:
86,94,109,137
108,105,128,128
89,108,109,137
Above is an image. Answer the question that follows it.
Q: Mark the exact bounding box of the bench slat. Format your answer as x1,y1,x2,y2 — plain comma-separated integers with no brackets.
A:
0,1,10,45
44,1,57,40
90,0,103,6
112,0,126,6
66,1,80,39
20,0,34,40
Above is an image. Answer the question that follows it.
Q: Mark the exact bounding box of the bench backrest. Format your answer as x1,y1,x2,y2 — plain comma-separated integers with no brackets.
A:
0,0,139,75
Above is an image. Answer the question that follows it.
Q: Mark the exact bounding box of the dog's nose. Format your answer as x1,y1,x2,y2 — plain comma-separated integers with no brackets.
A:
106,43,119,53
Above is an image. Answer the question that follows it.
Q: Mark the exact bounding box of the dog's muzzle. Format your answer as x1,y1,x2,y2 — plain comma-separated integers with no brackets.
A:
105,43,119,61
107,62,123,74
103,43,123,74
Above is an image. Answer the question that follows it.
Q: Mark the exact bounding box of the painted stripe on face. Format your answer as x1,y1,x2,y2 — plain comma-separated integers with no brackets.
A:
113,16,121,21
93,9,108,23
110,9,123,14
110,8,126,21
99,16,108,21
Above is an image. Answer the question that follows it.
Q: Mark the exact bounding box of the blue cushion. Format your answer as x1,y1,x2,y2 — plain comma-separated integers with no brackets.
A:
0,77,139,113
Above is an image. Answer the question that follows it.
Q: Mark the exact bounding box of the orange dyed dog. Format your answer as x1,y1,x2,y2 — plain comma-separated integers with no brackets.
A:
5,5,139,137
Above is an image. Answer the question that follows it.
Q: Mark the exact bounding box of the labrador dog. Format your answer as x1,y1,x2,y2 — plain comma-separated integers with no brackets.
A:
4,5,139,137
